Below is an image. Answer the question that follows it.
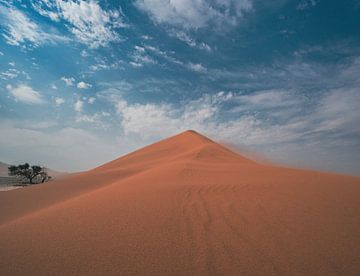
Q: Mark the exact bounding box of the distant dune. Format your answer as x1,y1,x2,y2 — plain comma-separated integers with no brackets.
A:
0,161,11,177
0,130,359,275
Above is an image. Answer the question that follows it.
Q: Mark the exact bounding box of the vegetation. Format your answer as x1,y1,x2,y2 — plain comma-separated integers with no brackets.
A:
8,163,51,184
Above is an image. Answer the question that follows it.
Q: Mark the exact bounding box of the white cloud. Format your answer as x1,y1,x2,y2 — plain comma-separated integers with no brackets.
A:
6,84,45,104
89,60,122,71
113,92,230,140
139,43,211,72
75,111,111,129
188,62,207,73
296,0,318,10
74,99,83,112
88,97,96,104
33,0,127,48
143,44,210,73
55,97,65,105
0,5,67,48
129,45,157,68
31,2,61,21
134,0,252,30
315,87,360,135
0,68,20,80
77,81,92,89
103,84,360,175
230,90,302,114
51,84,57,90
0,67,31,80
143,44,184,66
168,29,211,51
129,61,143,68
61,76,75,86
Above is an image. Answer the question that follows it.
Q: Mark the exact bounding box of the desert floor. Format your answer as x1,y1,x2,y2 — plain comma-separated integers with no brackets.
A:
0,131,359,275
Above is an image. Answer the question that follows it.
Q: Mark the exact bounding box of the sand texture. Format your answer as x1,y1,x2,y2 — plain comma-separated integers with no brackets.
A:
0,130,359,275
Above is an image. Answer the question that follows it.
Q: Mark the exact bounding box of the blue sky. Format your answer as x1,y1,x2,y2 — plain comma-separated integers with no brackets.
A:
0,0,359,174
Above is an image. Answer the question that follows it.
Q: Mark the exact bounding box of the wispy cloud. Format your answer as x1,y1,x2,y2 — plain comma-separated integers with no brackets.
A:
77,81,92,89
74,99,83,112
134,0,253,30
168,29,211,51
32,0,127,48
0,68,20,80
55,97,65,106
75,111,111,129
0,5,67,48
61,76,75,86
100,70,360,174
296,0,318,11
130,45,157,67
6,84,45,104
187,62,207,73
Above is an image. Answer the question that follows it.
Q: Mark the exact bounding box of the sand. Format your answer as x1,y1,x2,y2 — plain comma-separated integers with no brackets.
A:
0,130,359,275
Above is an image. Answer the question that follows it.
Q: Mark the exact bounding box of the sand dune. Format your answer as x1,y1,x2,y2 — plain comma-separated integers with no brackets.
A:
0,130,359,275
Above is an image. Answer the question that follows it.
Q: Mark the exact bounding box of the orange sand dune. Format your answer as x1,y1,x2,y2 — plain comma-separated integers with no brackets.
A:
0,130,359,275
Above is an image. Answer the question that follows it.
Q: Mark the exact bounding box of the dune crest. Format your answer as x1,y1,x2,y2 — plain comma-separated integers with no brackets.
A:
0,130,359,275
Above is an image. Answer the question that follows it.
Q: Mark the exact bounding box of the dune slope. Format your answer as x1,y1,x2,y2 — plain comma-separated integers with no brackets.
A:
0,130,359,275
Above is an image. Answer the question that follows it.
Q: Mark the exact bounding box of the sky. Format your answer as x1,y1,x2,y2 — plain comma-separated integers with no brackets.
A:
0,0,359,175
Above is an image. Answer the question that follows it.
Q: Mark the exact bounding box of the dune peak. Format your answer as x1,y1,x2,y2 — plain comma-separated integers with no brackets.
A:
91,130,254,174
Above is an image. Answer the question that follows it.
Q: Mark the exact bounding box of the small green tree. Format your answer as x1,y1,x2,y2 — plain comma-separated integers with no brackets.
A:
8,163,50,184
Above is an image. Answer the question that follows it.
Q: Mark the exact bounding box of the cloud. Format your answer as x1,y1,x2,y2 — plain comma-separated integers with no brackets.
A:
129,45,157,67
0,68,20,80
88,97,96,104
296,0,318,11
74,100,83,112
141,44,209,72
55,97,65,105
0,123,122,172
187,62,207,73
31,2,61,21
315,87,360,135
0,5,67,48
6,84,45,104
61,76,75,86
134,0,253,30
75,111,111,129
77,81,92,89
143,44,184,66
33,0,127,48
168,29,211,51
89,60,122,71
112,92,231,140
103,82,360,175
